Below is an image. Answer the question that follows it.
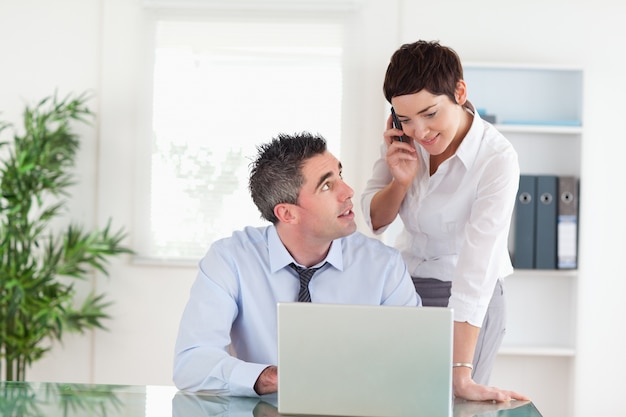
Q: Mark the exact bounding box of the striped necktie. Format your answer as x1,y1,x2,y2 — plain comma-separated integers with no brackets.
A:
288,263,326,302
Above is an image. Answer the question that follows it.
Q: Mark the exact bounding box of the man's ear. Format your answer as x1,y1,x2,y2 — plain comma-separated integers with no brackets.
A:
274,203,299,224
455,80,468,105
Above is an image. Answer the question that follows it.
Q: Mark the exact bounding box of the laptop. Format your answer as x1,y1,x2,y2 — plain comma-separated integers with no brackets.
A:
277,303,453,417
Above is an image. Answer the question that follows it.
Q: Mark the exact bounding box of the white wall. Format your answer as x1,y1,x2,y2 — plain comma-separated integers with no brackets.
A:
1,1,625,416
0,0,102,382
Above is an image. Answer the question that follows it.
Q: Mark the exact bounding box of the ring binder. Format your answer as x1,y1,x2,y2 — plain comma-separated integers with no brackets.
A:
513,175,536,269
535,175,558,269
557,176,579,269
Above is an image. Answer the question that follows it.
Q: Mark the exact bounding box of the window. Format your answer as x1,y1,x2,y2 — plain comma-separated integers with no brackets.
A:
136,17,344,260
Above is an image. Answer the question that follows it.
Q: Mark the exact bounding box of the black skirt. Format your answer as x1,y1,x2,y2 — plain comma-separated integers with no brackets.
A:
411,277,451,307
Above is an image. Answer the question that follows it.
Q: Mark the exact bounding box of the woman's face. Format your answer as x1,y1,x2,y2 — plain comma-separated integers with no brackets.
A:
391,82,468,156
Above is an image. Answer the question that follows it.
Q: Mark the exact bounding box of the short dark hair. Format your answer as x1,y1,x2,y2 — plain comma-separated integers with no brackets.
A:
383,40,463,104
249,132,328,224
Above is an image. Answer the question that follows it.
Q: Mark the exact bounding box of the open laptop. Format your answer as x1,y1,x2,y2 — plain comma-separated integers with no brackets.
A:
277,303,453,417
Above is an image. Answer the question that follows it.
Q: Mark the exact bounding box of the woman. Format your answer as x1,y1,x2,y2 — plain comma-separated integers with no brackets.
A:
361,40,527,402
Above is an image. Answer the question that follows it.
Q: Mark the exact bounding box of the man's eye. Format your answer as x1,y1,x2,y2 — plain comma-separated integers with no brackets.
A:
321,183,330,191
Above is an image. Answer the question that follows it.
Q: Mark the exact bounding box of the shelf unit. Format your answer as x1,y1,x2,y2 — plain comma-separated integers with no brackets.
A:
464,64,582,354
464,64,582,417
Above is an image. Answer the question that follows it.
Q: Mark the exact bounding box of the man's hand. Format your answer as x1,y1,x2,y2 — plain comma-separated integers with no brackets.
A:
254,365,278,395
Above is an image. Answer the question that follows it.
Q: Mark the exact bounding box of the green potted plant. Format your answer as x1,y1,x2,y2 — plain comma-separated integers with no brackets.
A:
0,92,133,381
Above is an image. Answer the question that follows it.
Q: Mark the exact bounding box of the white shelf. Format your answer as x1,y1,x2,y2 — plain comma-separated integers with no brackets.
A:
464,61,583,71
496,124,582,135
499,346,575,357
510,269,578,279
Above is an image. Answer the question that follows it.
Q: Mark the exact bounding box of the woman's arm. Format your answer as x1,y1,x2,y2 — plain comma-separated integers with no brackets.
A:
452,321,528,402
363,116,420,231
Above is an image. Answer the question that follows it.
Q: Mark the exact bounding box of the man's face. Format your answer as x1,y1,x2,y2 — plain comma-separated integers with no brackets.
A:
293,151,356,242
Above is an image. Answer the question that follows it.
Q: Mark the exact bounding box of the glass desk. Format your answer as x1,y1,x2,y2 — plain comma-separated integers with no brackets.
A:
0,382,542,417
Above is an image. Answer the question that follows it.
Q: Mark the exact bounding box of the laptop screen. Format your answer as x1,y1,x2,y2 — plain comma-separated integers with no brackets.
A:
277,303,453,417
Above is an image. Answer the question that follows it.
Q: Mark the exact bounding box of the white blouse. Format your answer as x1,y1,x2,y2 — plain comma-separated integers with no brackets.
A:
361,109,520,326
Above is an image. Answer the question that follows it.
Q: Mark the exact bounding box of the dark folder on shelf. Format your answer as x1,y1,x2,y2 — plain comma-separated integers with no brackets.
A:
535,175,558,269
557,176,579,269
513,175,536,269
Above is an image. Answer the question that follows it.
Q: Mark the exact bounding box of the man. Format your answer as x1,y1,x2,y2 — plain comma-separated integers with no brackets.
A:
173,132,420,396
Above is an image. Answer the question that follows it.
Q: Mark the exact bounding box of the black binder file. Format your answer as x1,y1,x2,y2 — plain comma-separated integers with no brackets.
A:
535,175,558,269
557,176,579,269
513,175,536,269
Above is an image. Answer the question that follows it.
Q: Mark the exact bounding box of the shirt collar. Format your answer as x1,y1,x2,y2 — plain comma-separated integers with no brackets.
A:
414,101,484,173
268,225,344,272
455,101,483,171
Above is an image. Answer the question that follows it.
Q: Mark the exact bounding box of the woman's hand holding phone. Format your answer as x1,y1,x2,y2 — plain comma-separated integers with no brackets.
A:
390,107,407,143
385,108,419,188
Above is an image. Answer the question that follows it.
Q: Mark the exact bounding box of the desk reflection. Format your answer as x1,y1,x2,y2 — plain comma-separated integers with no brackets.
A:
172,391,277,417
172,392,541,417
0,382,541,417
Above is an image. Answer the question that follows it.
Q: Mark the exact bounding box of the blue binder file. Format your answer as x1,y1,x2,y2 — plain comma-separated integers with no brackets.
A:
513,175,536,269
557,176,579,269
535,175,558,269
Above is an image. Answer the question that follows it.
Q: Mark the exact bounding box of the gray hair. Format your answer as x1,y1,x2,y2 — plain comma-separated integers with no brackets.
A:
249,132,327,224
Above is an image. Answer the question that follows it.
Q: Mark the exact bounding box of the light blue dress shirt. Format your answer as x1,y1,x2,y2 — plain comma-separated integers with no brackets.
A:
173,225,420,396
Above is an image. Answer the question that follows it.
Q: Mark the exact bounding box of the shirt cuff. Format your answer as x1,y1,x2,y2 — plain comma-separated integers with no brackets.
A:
229,362,272,397
448,297,488,328
360,193,388,235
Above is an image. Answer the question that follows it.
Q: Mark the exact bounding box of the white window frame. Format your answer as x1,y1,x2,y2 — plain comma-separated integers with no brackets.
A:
98,0,399,267
138,15,347,261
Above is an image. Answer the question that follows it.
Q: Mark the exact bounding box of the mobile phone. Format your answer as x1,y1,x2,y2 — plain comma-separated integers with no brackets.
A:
390,107,406,142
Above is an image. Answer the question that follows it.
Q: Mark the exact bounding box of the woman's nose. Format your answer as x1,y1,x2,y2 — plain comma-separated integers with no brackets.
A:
408,120,428,140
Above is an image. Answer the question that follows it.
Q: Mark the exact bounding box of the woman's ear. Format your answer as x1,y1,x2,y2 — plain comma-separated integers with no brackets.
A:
455,80,468,105
274,203,299,225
